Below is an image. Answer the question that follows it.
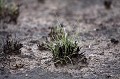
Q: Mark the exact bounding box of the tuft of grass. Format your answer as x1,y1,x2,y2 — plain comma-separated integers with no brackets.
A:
46,25,82,66
3,37,23,55
0,0,20,24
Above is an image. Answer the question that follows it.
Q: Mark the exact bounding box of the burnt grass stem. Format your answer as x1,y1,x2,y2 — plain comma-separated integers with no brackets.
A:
2,36,23,55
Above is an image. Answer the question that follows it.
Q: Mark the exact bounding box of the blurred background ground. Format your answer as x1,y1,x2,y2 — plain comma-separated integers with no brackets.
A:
0,0,120,79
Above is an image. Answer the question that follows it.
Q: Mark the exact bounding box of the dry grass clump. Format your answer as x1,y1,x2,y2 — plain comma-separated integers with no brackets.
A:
42,25,87,66
0,0,20,24
3,39,23,55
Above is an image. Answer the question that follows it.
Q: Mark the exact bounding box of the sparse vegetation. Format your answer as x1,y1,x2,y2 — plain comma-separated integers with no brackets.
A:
3,37,23,55
0,0,20,24
0,35,23,68
48,25,65,41
38,24,65,50
44,25,87,66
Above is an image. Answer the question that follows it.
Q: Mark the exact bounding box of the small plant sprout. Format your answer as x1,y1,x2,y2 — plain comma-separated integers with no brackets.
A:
47,25,84,66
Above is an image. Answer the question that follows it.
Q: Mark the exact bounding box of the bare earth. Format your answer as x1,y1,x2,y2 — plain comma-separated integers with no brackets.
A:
0,0,120,79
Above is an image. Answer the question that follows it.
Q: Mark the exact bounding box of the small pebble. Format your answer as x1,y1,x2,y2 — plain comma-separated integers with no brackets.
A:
25,74,28,77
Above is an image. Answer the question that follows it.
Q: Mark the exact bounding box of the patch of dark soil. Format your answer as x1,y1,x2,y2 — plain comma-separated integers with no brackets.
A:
37,0,45,4
104,0,112,9
110,38,119,44
37,42,48,51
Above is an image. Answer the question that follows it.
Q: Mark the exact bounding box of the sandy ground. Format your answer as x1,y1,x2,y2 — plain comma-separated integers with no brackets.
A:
0,0,120,79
